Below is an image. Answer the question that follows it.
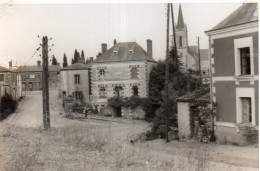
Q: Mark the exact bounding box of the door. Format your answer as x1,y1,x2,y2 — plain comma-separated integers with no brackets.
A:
29,82,33,91
241,97,252,123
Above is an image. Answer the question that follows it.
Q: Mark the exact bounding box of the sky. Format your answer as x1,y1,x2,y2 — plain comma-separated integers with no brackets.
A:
0,1,244,67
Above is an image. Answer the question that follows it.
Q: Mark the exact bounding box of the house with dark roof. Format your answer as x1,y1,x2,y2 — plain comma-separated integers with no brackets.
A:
205,3,258,145
175,4,209,72
18,61,60,91
60,63,91,104
90,40,157,117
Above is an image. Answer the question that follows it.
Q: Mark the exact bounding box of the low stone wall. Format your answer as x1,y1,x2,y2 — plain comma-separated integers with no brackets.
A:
122,106,145,120
215,124,258,146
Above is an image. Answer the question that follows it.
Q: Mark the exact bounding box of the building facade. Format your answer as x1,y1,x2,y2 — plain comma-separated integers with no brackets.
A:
19,61,60,91
0,66,21,100
91,40,157,116
205,3,258,145
60,63,91,104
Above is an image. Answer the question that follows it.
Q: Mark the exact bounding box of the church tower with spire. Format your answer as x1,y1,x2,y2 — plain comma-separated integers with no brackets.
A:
174,4,199,71
176,4,188,49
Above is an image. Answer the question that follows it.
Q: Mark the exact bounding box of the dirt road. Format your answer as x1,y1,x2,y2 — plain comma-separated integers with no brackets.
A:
4,90,68,127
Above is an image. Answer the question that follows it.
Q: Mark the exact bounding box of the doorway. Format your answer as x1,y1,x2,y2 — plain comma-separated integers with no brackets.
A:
115,107,122,117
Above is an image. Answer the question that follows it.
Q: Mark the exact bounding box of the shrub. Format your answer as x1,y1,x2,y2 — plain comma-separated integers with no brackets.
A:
0,93,18,120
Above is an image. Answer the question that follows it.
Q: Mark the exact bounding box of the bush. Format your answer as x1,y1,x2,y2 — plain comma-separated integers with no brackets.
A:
0,93,18,120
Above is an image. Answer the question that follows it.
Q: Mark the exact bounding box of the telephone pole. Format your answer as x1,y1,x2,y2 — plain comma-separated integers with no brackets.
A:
42,36,50,129
197,36,202,86
164,3,170,143
170,3,179,89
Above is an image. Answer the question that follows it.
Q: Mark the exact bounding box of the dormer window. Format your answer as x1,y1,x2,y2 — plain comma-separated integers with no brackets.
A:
113,51,118,55
129,50,133,54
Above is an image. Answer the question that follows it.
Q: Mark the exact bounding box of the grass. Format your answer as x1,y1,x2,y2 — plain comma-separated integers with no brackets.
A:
0,122,215,171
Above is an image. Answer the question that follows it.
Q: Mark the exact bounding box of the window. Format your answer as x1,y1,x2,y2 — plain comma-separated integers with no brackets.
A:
234,37,254,76
22,83,26,89
74,91,82,101
132,86,139,96
240,47,251,75
29,74,35,79
179,36,182,47
0,74,4,81
130,67,138,79
241,97,252,123
74,74,80,84
114,86,123,97
99,69,106,76
99,87,106,98
129,50,133,54
113,51,118,55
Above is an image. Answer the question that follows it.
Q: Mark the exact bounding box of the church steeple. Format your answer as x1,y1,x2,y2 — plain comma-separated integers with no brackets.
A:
177,4,185,30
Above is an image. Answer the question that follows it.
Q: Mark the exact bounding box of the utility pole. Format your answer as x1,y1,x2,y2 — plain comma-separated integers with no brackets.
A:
197,36,202,86
170,3,179,89
164,3,170,143
42,36,50,129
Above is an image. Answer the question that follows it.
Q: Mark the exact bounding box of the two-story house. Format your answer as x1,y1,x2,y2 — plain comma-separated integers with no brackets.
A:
19,61,60,91
205,3,258,145
91,40,157,117
60,63,91,104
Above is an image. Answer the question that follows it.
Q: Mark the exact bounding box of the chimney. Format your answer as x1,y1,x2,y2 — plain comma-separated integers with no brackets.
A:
37,60,41,66
9,61,12,68
101,43,107,53
147,39,153,58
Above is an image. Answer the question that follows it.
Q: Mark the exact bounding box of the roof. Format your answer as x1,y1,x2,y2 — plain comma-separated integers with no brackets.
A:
177,4,185,30
207,3,258,32
177,87,210,103
200,49,209,61
93,42,156,63
61,63,90,71
188,47,199,61
18,65,61,72
187,46,209,61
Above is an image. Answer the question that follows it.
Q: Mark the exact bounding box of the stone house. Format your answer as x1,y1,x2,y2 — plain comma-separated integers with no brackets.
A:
18,61,60,91
91,40,157,118
0,65,21,100
60,63,91,104
205,3,258,145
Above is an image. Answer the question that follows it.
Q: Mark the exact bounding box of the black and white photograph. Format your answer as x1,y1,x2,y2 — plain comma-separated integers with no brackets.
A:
0,0,258,170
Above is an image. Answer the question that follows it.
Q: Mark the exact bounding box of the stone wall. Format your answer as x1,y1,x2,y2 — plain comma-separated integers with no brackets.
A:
177,102,192,139
122,106,145,120
91,60,155,105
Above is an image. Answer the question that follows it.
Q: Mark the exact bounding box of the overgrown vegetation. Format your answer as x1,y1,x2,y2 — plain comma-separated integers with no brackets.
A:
190,100,216,143
146,47,202,139
0,93,18,121
1,123,215,171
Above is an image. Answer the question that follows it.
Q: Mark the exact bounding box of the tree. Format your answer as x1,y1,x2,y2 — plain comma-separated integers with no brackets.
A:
96,52,102,58
51,55,58,65
146,47,201,134
114,39,117,45
63,53,68,67
71,58,74,65
81,50,85,58
73,49,80,63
